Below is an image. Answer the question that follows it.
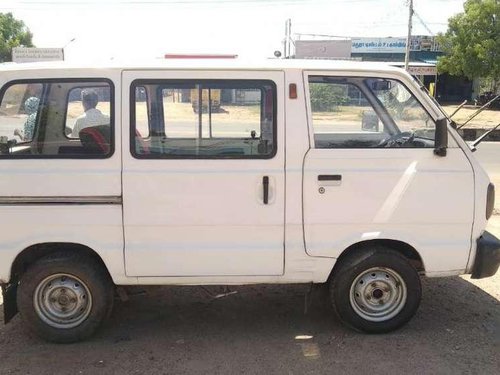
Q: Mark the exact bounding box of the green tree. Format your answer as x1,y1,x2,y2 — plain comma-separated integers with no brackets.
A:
437,0,500,93
0,12,34,62
309,83,347,112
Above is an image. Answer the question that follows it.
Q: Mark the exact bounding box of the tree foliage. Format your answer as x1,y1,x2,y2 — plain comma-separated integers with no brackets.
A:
437,0,500,92
0,12,34,62
309,83,347,112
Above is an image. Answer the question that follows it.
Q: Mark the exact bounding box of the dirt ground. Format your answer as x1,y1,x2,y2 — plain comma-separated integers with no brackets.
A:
0,235,499,375
442,105,499,128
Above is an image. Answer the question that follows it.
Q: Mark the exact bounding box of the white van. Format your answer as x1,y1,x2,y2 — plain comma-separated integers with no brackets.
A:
0,59,498,343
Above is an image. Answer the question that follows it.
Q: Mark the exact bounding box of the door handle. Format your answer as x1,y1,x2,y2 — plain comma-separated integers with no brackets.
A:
263,176,269,204
317,174,342,187
318,175,342,182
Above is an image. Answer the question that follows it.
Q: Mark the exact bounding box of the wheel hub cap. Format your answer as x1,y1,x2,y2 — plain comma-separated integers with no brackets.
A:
34,274,93,329
349,267,407,322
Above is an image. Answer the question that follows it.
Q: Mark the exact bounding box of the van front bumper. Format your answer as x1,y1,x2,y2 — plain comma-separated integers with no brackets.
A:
471,231,500,279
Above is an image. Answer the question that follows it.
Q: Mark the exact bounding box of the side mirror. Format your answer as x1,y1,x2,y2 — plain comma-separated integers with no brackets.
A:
434,117,448,157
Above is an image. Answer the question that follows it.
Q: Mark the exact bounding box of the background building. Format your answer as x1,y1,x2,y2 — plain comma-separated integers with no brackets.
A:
294,35,474,102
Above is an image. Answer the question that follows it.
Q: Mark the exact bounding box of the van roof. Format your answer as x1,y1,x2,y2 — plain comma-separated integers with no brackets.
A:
0,58,407,75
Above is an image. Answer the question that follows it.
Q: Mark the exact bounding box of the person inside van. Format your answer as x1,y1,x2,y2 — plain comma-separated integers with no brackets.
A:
71,89,110,137
14,96,40,141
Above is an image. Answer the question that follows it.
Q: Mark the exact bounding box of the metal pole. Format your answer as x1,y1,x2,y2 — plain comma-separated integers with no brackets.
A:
404,0,413,71
208,88,212,138
287,19,292,58
284,20,288,58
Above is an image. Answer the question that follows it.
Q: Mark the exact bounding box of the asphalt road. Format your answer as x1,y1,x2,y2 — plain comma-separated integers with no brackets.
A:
475,142,500,208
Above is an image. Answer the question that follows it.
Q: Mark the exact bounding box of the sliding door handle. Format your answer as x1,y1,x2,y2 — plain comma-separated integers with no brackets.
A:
263,176,269,204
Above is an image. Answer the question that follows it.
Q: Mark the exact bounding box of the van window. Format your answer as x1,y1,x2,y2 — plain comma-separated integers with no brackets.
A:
131,80,276,158
308,77,435,149
0,80,114,158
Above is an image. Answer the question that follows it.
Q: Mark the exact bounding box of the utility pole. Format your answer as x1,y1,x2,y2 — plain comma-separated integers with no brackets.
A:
404,0,413,71
287,19,292,58
283,19,292,58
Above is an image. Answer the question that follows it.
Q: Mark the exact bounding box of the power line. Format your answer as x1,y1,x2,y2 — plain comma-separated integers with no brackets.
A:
413,10,435,35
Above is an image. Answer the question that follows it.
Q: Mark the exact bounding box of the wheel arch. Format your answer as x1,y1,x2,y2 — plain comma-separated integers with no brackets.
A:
329,239,425,281
10,242,113,283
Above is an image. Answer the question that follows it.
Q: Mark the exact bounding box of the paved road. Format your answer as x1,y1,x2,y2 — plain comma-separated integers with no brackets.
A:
475,142,500,185
474,142,500,209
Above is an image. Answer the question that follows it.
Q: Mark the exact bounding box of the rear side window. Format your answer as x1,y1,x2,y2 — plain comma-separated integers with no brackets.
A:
0,79,114,158
131,80,276,159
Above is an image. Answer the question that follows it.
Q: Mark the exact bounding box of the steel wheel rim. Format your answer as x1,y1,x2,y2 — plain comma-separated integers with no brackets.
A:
349,267,407,322
33,273,92,329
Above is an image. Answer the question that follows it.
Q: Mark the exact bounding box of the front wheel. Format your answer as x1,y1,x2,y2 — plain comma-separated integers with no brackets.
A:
17,252,114,343
329,247,421,333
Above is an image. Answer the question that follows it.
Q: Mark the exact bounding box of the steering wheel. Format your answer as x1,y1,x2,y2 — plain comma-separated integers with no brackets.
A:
378,131,415,147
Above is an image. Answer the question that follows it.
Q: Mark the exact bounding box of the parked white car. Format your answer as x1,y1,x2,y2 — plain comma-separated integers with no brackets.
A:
0,59,498,343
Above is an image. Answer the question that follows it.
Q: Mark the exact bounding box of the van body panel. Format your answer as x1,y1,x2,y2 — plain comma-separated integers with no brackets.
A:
302,148,474,273
0,205,126,284
121,70,286,277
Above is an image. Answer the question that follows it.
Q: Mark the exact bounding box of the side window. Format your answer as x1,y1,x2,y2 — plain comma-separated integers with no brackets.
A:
131,80,276,158
0,80,113,158
308,76,435,149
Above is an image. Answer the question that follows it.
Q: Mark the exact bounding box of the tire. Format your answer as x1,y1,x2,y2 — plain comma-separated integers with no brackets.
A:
329,247,421,333
17,252,114,343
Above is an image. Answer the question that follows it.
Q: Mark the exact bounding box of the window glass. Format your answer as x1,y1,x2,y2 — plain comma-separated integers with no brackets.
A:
132,80,276,158
308,77,435,149
0,83,43,143
0,80,113,158
368,79,434,138
134,86,149,138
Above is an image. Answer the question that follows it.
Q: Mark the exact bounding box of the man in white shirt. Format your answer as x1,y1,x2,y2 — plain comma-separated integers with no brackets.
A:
71,89,110,137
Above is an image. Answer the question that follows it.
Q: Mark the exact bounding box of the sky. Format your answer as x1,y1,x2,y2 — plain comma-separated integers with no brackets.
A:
0,0,466,62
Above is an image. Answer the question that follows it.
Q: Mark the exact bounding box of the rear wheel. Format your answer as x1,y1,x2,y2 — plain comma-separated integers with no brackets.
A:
17,252,114,343
329,247,421,333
